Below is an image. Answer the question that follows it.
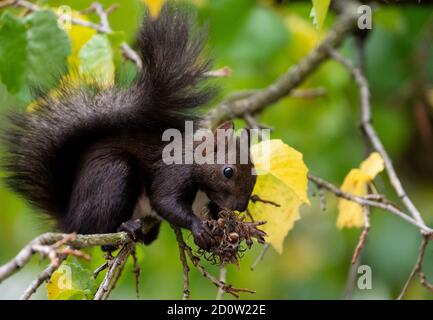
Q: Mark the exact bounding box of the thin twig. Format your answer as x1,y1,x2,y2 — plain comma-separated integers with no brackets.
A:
94,242,135,300
318,186,327,211
93,262,109,279
398,235,433,299
250,195,281,207
204,66,232,78
308,173,433,234
342,256,361,300
20,254,67,300
216,264,227,300
0,232,122,283
351,206,371,264
204,0,361,129
90,2,111,32
131,247,141,299
172,225,190,300
244,113,259,130
250,244,270,271
328,48,426,229
172,226,255,298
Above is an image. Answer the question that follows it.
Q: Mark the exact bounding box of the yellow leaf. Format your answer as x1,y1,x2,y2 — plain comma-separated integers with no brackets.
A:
46,260,95,300
248,139,309,254
143,0,166,18
285,14,322,59
337,152,384,229
46,267,63,299
360,152,385,179
337,169,369,228
310,0,331,31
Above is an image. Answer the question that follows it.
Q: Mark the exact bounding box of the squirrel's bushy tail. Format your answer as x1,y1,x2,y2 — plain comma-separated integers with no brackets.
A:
135,4,213,127
1,3,213,219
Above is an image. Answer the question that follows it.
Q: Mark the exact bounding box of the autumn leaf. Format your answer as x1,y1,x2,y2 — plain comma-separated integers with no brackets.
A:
337,152,384,229
248,139,310,254
61,10,96,70
310,0,331,31
360,152,385,179
46,259,95,300
285,14,321,59
143,0,166,18
78,34,115,88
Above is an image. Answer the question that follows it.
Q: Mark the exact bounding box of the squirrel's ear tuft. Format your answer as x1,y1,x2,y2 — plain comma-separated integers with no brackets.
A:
215,121,234,132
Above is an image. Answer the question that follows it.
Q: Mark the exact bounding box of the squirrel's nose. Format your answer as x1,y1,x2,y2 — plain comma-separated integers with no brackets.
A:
236,200,249,212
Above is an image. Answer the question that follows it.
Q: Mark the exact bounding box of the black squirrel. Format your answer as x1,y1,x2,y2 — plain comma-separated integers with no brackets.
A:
1,4,259,250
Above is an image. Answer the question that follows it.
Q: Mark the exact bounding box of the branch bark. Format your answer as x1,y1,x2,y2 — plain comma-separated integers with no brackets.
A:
172,225,190,300
172,226,255,298
398,235,433,299
94,243,135,300
204,0,361,129
215,264,227,300
20,255,67,300
308,174,433,234
0,232,130,284
328,48,427,228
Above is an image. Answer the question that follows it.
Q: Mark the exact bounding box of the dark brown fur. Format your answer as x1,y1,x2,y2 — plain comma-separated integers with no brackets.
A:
1,3,256,249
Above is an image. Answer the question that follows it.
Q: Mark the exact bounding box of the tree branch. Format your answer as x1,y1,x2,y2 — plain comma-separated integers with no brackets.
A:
172,226,255,298
328,48,427,229
94,243,135,300
250,244,270,271
351,206,371,264
0,232,130,284
398,235,433,299
216,263,227,300
308,174,433,234
204,0,361,129
171,225,190,300
20,255,67,300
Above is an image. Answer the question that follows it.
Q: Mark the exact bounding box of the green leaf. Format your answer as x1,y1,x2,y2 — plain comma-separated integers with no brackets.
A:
46,259,96,300
310,0,331,30
224,6,289,64
0,12,28,93
79,34,115,86
25,10,71,91
107,31,126,49
374,8,406,34
208,0,255,52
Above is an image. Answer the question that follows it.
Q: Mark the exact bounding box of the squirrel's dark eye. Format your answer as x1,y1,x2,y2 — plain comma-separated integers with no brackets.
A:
223,167,234,178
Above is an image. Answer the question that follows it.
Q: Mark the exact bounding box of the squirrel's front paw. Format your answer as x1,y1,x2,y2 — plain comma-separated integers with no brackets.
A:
192,221,214,250
118,219,144,242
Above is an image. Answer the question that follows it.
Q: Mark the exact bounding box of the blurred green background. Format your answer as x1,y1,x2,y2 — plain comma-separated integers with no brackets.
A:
1,0,433,300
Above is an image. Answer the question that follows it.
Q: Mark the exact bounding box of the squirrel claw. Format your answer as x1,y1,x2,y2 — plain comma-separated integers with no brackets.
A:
119,219,144,242
192,221,215,250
